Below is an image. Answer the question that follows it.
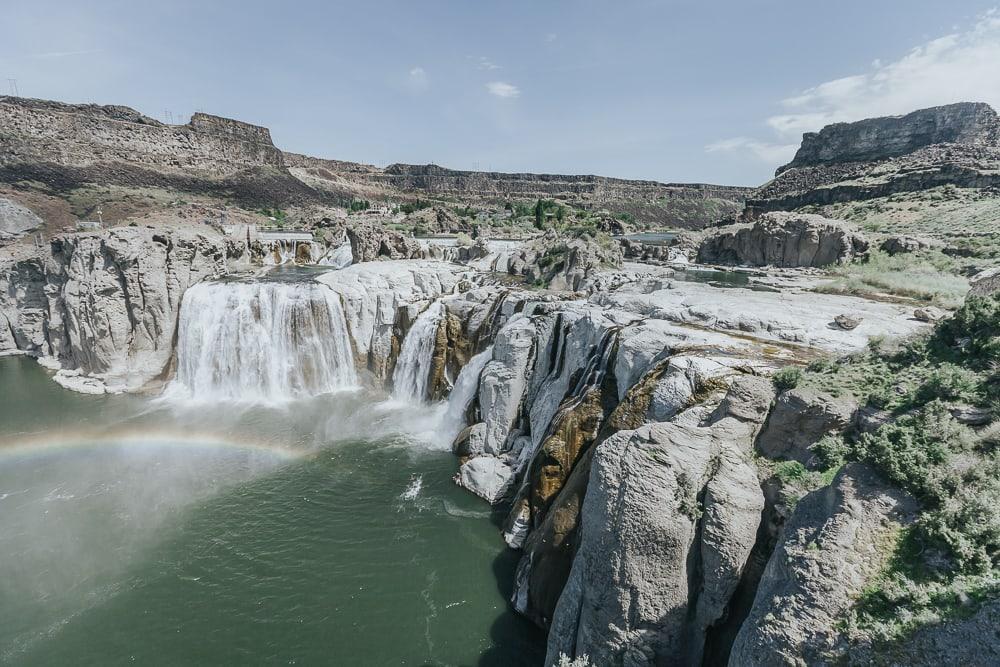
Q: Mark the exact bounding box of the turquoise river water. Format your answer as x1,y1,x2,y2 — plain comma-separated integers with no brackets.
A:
0,356,544,665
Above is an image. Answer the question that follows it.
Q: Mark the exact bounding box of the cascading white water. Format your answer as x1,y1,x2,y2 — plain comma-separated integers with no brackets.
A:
440,346,493,442
392,300,445,402
169,281,357,402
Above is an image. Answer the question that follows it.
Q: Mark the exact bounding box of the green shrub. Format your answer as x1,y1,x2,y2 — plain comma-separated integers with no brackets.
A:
932,293,1000,368
853,402,970,502
911,363,982,405
813,434,851,469
773,366,803,392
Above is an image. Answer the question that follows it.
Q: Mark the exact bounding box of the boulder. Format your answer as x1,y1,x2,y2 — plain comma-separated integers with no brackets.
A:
455,455,515,503
969,266,1000,298
729,464,918,666
880,235,941,256
756,387,857,464
834,314,862,330
453,422,487,456
913,306,947,322
696,212,868,268
0,198,42,242
500,233,624,291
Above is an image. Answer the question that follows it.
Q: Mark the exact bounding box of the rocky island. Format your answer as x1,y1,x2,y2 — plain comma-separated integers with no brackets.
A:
2,95,999,666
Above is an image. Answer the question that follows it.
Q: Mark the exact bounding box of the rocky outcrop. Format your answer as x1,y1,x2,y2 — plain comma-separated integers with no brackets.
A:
361,163,751,229
316,261,469,382
729,463,918,666
969,266,1000,298
757,387,858,465
400,206,469,234
880,234,942,256
748,104,1000,214
697,212,868,267
0,225,228,392
346,220,424,263
0,97,285,173
0,198,42,242
545,376,774,666
778,103,1000,174
502,233,625,291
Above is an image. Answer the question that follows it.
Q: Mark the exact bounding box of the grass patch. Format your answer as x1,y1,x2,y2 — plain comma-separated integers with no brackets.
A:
815,250,968,307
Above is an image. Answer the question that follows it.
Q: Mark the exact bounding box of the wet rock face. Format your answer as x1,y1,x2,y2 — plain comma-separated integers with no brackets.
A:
696,212,868,268
729,463,918,666
778,102,1000,174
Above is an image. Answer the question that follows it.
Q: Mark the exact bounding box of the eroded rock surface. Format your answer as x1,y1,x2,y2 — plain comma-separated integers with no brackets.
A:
729,463,918,666
697,212,868,267
1,225,227,391
545,376,773,666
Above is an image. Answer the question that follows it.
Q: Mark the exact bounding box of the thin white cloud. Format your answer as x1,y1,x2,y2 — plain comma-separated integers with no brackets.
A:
545,33,558,43
487,81,520,99
707,9,1000,165
478,57,501,71
706,137,798,164
407,66,428,92
769,9,1000,139
28,49,103,59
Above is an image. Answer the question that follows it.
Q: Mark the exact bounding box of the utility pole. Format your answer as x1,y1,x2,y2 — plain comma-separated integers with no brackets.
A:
7,79,19,96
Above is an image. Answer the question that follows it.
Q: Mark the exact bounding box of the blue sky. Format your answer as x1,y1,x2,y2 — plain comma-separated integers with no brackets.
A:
2,1,999,186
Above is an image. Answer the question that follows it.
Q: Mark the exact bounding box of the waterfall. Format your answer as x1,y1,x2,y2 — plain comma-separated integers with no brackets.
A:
441,346,493,442
392,300,445,402
169,281,357,402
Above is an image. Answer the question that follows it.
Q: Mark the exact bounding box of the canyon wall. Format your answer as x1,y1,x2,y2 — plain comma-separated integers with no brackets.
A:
748,103,1000,215
0,97,285,174
778,102,1000,174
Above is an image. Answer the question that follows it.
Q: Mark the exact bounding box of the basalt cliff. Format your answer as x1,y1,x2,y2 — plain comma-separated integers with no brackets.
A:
0,95,748,229
747,102,1000,215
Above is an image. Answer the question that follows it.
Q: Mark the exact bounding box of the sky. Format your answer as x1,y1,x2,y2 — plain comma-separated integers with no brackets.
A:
2,1,999,186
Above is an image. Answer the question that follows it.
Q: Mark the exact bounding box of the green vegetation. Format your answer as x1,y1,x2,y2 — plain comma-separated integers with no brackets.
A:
815,249,969,308
772,365,803,392
348,199,371,213
532,199,565,230
793,293,1000,640
398,199,433,215
259,207,287,226
772,460,841,506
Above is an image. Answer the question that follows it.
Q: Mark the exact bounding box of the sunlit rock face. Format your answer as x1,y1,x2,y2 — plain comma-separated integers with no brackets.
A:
0,226,228,392
696,212,868,268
